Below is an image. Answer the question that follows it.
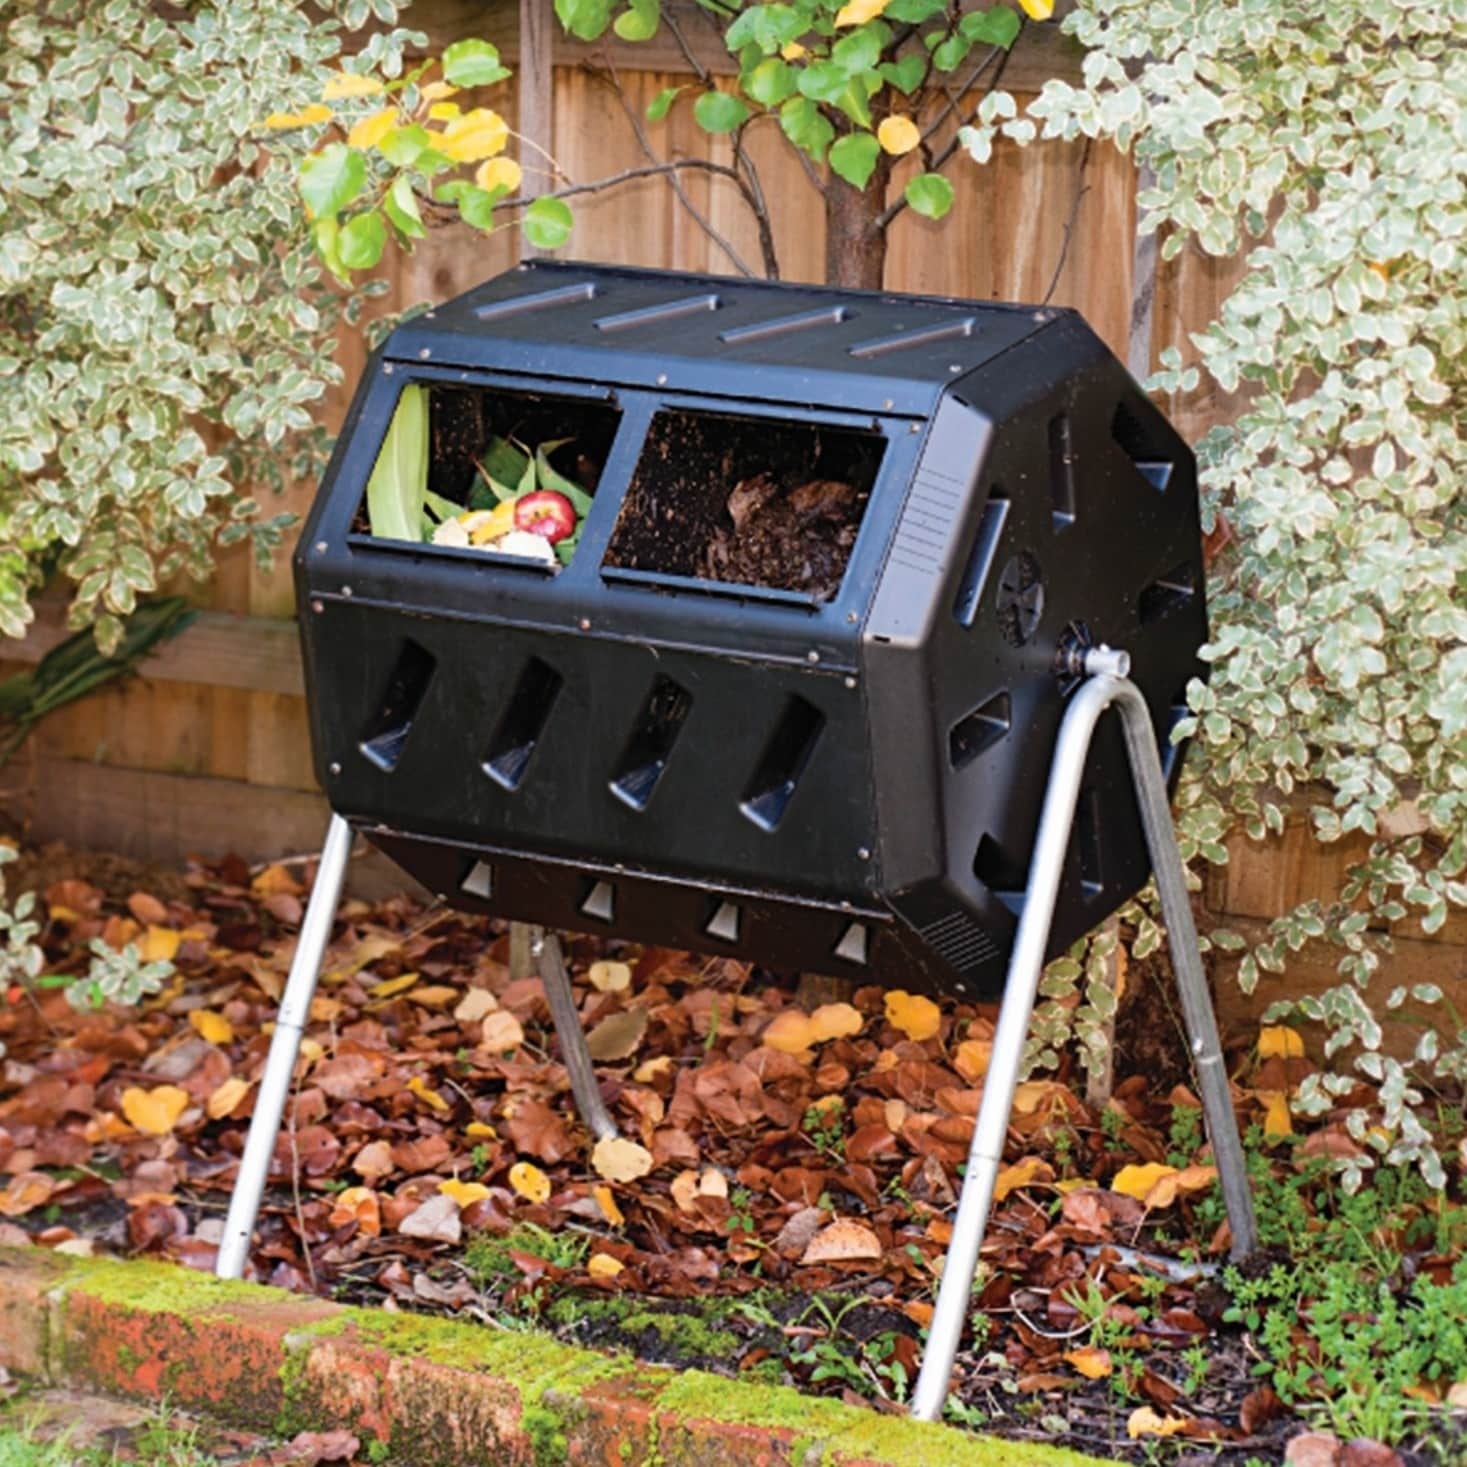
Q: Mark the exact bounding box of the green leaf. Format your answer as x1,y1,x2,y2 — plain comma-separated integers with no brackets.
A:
884,0,945,20
836,78,873,129
744,57,798,107
442,39,511,87
423,489,462,523
554,0,613,41
535,440,594,515
367,385,428,542
780,96,834,161
961,7,1021,47
646,85,683,122
379,125,431,168
337,210,387,269
482,435,531,487
311,217,348,283
457,185,500,229
298,144,367,220
726,4,806,54
829,130,880,189
931,33,970,72
523,196,574,250
613,0,660,41
831,24,886,78
693,89,751,133
904,171,953,219
879,54,926,95
384,176,426,240
797,61,850,104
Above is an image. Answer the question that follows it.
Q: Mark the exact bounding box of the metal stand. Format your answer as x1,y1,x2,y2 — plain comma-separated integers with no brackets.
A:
908,654,1258,1422
216,819,615,1280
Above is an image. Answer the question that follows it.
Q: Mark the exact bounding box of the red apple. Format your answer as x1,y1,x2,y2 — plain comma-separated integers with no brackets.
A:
514,490,576,543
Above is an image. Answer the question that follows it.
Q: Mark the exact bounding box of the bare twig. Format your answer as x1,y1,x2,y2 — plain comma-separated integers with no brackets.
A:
592,49,758,278
287,1068,317,1293
1042,136,1094,304
664,8,781,277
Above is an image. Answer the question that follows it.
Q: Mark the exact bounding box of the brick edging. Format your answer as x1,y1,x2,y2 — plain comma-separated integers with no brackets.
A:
0,1248,1111,1466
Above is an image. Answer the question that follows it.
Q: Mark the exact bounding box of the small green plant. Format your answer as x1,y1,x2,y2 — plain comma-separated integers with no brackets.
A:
802,1098,848,1162
725,1186,759,1241
463,1221,589,1288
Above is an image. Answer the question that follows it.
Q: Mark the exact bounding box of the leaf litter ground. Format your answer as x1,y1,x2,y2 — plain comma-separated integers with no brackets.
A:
0,845,1463,1467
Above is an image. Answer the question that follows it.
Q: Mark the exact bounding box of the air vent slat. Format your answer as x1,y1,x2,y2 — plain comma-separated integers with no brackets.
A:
484,658,563,791
359,640,436,772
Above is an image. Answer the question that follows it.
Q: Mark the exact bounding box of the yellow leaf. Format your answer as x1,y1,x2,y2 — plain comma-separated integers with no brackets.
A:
310,996,343,1023
1261,1090,1293,1138
780,41,807,61
408,1075,450,1113
263,104,333,130
370,972,419,998
428,101,463,122
877,115,920,156
953,1038,991,1083
189,1010,233,1045
834,0,890,25
1127,1407,1187,1440
454,988,498,1022
994,1156,1050,1202
349,106,399,151
141,926,182,963
670,1169,700,1213
464,1121,498,1140
588,960,632,994
322,72,385,100
328,1185,381,1237
407,984,461,1009
587,1252,624,1280
884,990,941,1042
121,1085,190,1136
1064,1346,1113,1380
478,1010,525,1053
1111,1162,1178,1204
763,1011,815,1056
472,156,521,195
1012,1080,1066,1114
592,1183,625,1227
592,1135,654,1185
1019,0,1054,19
438,1178,492,1207
809,1002,863,1043
633,1056,674,1084
1258,1025,1304,1059
421,81,460,102
509,1161,551,1204
299,1038,324,1064
206,1077,250,1121
439,108,509,163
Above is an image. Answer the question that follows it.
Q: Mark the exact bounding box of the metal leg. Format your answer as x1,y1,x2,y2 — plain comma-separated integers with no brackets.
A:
909,658,1257,1421
535,929,618,1143
216,815,353,1280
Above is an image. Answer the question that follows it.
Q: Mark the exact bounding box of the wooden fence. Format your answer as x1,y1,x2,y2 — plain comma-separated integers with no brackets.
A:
5,0,1460,1041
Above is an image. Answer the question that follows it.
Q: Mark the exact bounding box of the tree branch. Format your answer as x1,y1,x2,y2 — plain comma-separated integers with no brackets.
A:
1043,137,1094,304
665,8,782,277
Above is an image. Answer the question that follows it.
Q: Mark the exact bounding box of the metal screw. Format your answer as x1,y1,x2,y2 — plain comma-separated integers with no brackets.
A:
328,761,341,776
579,617,591,631
846,611,858,624
882,398,893,410
310,599,324,614
908,422,920,434
857,847,871,861
844,676,857,690
340,585,353,598
806,650,820,664
949,364,962,373
425,311,435,319
656,373,667,385
383,363,394,375
314,540,327,554
419,348,431,359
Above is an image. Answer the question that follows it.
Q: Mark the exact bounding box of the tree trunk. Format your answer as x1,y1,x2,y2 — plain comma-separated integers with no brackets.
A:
823,165,891,291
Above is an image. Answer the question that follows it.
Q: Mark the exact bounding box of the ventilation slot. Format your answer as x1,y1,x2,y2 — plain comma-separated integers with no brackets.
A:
1075,788,1103,899
1139,561,1197,625
973,833,1027,917
740,696,824,832
1112,400,1174,491
358,640,436,772
833,921,869,966
580,880,615,924
916,909,1002,972
952,494,1009,626
610,676,693,810
949,691,1011,770
1049,414,1076,529
459,860,494,901
483,658,563,791
704,901,741,944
